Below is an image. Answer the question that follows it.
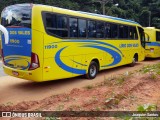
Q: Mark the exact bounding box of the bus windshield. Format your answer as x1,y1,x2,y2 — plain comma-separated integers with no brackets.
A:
1,4,32,28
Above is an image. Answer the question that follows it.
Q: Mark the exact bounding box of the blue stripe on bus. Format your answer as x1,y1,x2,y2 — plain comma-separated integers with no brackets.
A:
146,42,160,47
82,45,122,67
4,57,30,70
50,40,123,56
55,43,122,74
55,47,86,74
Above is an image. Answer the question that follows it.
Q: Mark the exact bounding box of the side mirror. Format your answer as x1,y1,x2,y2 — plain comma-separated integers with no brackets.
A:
0,24,9,44
144,32,150,42
145,37,150,41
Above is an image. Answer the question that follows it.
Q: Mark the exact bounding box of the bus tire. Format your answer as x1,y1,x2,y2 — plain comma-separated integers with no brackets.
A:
86,61,98,79
130,55,137,67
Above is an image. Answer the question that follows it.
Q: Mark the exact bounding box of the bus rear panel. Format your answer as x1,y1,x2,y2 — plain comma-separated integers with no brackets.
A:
1,4,43,81
144,27,160,58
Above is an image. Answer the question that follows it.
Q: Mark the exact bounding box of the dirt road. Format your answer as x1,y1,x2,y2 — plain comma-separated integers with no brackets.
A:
0,59,160,105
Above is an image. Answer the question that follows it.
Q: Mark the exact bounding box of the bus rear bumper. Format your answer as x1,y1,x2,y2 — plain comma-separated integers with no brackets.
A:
145,51,160,58
3,65,43,82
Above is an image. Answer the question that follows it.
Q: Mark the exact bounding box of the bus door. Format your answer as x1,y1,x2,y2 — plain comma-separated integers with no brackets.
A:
138,27,146,49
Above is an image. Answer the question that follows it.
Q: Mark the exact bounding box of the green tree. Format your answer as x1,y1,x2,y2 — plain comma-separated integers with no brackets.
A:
1,0,160,28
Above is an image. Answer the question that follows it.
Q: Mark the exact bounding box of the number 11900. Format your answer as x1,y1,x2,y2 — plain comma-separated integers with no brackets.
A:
45,45,58,49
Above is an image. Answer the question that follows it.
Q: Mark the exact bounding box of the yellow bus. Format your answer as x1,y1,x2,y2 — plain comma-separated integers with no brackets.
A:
144,27,160,58
1,4,145,82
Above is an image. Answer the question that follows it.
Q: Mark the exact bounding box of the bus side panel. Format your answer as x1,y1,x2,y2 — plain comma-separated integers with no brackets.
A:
43,56,73,81
32,5,52,33
71,53,104,77
43,35,73,81
30,30,43,81
138,46,145,62
72,55,87,77
101,40,143,69
126,40,144,63
70,45,104,76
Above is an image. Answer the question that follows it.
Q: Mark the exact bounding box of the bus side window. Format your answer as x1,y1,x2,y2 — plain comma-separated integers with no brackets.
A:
129,26,138,40
118,25,129,39
57,16,67,29
46,13,56,28
111,24,118,39
88,20,96,38
45,13,68,37
56,15,68,37
156,31,160,41
96,21,105,38
69,18,78,38
78,19,87,38
105,23,111,38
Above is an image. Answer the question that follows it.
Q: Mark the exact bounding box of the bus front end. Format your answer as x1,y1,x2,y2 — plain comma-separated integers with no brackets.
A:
1,4,43,82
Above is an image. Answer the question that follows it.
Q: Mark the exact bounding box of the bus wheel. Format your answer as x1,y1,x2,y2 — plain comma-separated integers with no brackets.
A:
130,55,137,67
86,61,98,79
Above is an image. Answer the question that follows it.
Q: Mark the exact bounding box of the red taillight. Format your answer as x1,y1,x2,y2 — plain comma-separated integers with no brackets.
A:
1,49,5,65
29,52,40,70
150,48,154,52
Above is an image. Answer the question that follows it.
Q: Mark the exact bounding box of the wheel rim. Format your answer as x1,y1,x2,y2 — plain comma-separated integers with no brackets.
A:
133,57,136,64
90,65,96,77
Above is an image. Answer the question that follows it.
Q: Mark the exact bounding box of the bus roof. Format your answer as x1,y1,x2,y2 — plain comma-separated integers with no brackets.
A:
144,27,160,32
33,4,140,26
77,11,139,25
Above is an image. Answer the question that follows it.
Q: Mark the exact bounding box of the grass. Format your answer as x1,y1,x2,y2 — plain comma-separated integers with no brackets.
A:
140,63,160,74
121,104,158,120
68,104,81,111
56,104,64,111
128,95,137,102
85,85,94,89
104,75,117,86
115,71,133,85
138,63,160,81
2,102,13,107
104,94,127,109
150,73,157,80
92,96,98,102
95,106,101,111
137,103,157,111
45,117,60,120
116,76,126,85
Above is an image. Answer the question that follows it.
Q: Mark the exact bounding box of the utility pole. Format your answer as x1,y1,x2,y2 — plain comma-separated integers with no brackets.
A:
149,11,151,27
102,1,106,15
94,0,112,15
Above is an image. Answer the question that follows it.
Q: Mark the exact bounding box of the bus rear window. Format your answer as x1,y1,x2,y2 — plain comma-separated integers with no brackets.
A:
1,4,32,28
156,31,160,41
